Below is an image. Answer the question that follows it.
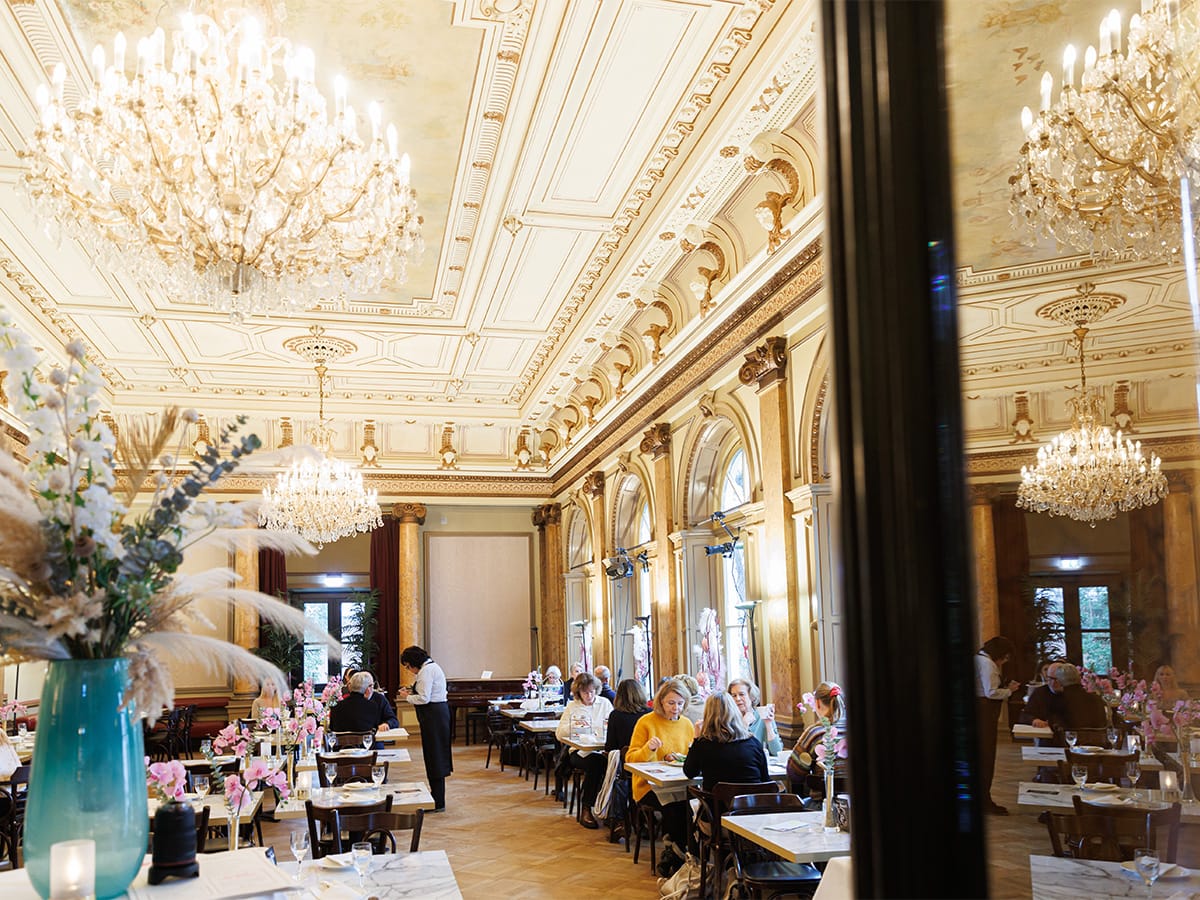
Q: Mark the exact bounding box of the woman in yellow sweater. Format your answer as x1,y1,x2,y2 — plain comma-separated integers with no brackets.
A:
626,678,695,875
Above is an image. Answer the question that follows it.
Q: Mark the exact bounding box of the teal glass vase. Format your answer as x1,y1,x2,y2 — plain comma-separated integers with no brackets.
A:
24,658,149,899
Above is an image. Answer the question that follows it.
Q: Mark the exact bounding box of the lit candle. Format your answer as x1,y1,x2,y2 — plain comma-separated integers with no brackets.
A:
91,44,105,83
387,124,399,160
334,75,347,116
1084,45,1097,73
1020,105,1033,133
368,101,382,142
1160,769,1178,795
1063,44,1076,88
113,32,126,74
1108,10,1122,55
49,839,95,900
1040,71,1053,111
1142,0,1152,14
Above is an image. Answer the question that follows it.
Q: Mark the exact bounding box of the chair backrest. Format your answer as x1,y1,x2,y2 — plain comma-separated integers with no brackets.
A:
188,760,240,793
728,792,808,814
1042,810,1143,861
331,731,374,750
704,782,780,843
524,711,559,721
1072,795,1182,862
1065,728,1113,748
315,754,382,787
332,808,424,854
305,797,393,858
1059,750,1136,785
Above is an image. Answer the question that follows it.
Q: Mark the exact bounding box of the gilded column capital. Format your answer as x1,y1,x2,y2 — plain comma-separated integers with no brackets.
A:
582,470,605,498
1166,470,1194,494
532,503,562,528
639,423,672,459
738,336,788,389
968,483,1000,505
392,502,427,524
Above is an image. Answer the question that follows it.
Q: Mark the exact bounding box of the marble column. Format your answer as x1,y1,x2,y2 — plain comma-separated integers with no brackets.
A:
583,472,611,671
739,336,809,711
642,423,680,678
393,503,426,653
1165,473,1200,683
969,485,1000,647
532,503,566,672
232,541,260,697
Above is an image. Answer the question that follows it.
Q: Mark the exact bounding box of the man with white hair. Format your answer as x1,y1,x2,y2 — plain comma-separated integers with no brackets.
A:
594,664,616,702
329,671,399,732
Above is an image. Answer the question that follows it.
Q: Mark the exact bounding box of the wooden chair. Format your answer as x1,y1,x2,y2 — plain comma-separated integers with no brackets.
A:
329,731,376,750
331,808,424,854
1042,810,1148,862
1072,795,1182,862
1059,727,1113,749
186,759,240,793
0,765,30,869
304,796,392,859
726,793,823,898
315,753,381,787
1058,749,1137,786
694,782,782,900
483,708,520,771
145,708,183,762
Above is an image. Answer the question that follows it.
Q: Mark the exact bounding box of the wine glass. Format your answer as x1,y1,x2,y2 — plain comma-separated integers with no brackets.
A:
352,841,372,888
1134,847,1160,899
371,765,385,787
16,722,27,741
324,762,338,787
362,732,374,752
1107,726,1120,749
289,830,309,880
1127,759,1142,791
200,738,213,757
1064,730,1078,750
193,774,210,801
1071,764,1088,791
326,732,339,753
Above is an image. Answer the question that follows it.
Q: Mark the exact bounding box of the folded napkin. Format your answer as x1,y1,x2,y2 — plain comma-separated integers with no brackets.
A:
313,880,368,900
763,821,815,833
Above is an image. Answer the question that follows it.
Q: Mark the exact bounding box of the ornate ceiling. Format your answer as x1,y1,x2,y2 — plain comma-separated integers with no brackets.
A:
0,0,821,477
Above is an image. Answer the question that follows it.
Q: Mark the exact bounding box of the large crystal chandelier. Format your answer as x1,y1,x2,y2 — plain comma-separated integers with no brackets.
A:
19,6,421,322
1017,285,1168,525
259,326,382,547
1010,0,1190,260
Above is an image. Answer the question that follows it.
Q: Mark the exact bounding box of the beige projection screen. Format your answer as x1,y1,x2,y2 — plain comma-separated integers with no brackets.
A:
425,533,533,678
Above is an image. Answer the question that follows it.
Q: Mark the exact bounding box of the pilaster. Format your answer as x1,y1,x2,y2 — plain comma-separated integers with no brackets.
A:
232,542,260,696
393,503,426,653
583,472,612,670
532,503,566,672
1165,472,1200,682
642,423,680,677
969,484,1000,646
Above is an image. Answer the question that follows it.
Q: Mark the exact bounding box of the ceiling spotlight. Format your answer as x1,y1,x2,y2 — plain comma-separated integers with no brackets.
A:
603,550,634,579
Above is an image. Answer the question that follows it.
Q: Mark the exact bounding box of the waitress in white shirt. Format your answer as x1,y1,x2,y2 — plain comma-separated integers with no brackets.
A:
976,635,1020,816
398,645,452,812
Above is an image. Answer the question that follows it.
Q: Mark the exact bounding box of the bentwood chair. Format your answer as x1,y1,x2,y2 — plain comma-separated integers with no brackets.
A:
330,731,375,750
315,755,383,787
726,793,823,899
694,781,782,899
483,707,520,771
0,765,30,868
304,796,392,859
1071,795,1182,862
1042,810,1147,862
1058,749,1137,786
331,808,424,854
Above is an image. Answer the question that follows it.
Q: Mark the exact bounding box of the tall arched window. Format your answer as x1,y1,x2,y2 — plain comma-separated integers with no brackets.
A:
721,447,749,511
612,475,652,686
719,447,751,682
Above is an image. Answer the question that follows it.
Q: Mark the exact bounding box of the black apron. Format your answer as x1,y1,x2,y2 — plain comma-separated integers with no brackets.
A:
415,701,453,779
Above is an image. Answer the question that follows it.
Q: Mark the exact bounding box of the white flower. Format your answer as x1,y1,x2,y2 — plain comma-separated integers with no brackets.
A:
182,409,199,424
48,368,68,387
65,340,86,360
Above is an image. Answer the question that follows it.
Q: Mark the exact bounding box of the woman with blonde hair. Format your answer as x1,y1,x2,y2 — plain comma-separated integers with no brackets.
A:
249,680,281,719
626,678,695,876
683,691,768,792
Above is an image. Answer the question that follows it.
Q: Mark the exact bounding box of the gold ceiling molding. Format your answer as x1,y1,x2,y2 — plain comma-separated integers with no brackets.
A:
551,236,823,495
967,433,1200,477
513,1,808,409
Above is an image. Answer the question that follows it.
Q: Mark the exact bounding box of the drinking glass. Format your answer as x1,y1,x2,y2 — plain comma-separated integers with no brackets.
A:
324,762,338,787
1107,726,1120,749
1134,847,1160,899
289,830,309,880
200,739,213,757
1064,731,1078,749
17,722,27,740
1127,759,1142,790
352,841,372,888
326,732,339,752
371,765,385,787
362,732,374,752
193,774,210,801
1071,764,1088,790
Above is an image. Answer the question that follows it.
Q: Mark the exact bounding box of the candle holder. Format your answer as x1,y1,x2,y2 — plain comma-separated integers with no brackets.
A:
49,839,95,900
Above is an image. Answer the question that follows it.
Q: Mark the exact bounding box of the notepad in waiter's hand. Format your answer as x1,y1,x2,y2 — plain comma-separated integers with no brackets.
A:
763,821,814,832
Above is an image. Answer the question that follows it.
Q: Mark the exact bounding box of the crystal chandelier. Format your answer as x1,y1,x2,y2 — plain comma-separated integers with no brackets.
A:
19,6,422,322
1016,285,1168,525
1010,0,1190,260
259,326,382,547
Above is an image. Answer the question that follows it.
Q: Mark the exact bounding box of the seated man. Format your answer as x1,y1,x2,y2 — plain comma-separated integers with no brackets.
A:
1049,663,1107,735
329,671,399,732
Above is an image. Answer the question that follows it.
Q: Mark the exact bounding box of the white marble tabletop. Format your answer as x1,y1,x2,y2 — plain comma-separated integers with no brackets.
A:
625,757,789,787
275,782,434,818
1030,854,1200,899
518,719,560,732
560,734,606,752
149,790,264,824
281,850,463,899
296,748,411,772
503,707,562,720
1017,782,1200,824
1022,746,1164,771
720,811,850,864
1013,724,1054,740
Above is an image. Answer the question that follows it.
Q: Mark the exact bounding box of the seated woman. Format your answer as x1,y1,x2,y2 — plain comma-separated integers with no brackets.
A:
728,677,783,755
787,681,847,798
606,678,650,755
542,665,565,704
683,691,768,793
1155,665,1189,705
626,678,695,876
674,674,704,727
556,673,614,829
249,680,281,720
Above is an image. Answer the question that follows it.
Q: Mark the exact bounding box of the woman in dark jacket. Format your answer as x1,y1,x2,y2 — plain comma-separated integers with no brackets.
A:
682,690,768,792
605,678,650,753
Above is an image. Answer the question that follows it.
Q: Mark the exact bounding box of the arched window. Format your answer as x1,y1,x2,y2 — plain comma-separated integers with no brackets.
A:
637,500,652,546
720,447,749,513
719,446,750,681
612,475,651,686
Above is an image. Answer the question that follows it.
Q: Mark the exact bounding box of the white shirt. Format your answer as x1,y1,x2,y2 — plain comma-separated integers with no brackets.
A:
556,696,613,754
975,651,1011,700
405,659,448,705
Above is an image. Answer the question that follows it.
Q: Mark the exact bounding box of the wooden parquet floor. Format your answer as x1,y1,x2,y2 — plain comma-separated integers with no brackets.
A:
258,729,1199,899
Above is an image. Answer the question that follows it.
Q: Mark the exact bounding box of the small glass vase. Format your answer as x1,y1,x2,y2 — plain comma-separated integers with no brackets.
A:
24,658,148,899
823,766,838,832
228,806,241,852
1180,729,1196,803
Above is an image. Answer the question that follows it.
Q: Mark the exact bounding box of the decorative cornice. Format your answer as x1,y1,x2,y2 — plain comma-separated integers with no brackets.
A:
968,484,1000,505
393,502,428,525
808,373,828,484
966,434,1200,476
138,470,555,499
639,423,672,460
551,237,823,494
1166,470,1194,494
738,336,788,390
582,471,605,499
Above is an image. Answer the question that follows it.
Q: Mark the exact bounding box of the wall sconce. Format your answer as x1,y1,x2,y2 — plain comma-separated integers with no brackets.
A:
438,425,458,469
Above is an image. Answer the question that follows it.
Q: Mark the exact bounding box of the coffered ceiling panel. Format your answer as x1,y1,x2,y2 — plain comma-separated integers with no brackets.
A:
461,427,506,456
473,337,527,374
491,229,598,327
72,316,159,359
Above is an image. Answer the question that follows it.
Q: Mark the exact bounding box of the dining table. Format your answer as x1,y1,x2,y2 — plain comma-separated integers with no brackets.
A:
1013,723,1054,741
1029,853,1200,899
518,719,560,733
1021,746,1165,771
149,790,264,824
719,810,850,864
558,733,606,752
625,755,790,802
1017,782,1200,824
281,849,463,898
296,747,411,772
501,706,562,720
274,782,436,818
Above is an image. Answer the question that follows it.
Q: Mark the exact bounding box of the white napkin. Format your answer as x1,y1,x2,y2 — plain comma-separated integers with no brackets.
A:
763,821,814,832
313,880,368,900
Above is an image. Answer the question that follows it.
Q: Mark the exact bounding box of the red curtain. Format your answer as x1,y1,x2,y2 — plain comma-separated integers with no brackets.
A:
258,548,288,598
370,517,400,698
992,496,1032,680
